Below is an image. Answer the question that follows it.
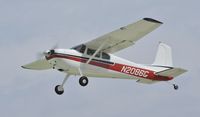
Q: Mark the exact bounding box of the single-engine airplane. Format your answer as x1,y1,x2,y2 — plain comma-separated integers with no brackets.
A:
22,18,187,95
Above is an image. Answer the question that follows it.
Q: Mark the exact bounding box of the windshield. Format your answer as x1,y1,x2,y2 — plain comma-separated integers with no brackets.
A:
72,44,86,53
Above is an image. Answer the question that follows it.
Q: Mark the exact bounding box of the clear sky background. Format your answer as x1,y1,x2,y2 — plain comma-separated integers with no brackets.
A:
0,0,199,117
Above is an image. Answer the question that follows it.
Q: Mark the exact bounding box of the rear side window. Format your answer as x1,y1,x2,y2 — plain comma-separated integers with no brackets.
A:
102,52,110,60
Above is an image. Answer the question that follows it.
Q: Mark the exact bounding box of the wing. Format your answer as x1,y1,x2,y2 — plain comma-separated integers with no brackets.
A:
84,18,163,53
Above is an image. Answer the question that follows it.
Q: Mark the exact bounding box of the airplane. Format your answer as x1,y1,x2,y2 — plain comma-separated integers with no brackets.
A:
22,18,187,95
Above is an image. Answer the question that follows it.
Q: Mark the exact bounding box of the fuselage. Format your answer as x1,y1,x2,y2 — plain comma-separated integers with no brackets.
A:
45,48,173,82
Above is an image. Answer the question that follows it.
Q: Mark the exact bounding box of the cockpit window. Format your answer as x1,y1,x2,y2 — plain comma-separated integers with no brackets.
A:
87,48,96,55
72,44,86,53
87,48,110,59
102,52,110,60
72,45,110,60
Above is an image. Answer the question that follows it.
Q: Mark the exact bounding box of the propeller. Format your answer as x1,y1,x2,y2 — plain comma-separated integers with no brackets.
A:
36,43,59,59
51,43,59,50
23,43,60,70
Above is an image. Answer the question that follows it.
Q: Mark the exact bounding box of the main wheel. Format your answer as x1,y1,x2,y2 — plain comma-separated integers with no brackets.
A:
173,84,179,90
79,76,88,86
55,85,64,95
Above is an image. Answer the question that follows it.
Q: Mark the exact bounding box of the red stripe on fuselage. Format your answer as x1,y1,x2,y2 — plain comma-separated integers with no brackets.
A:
46,54,172,81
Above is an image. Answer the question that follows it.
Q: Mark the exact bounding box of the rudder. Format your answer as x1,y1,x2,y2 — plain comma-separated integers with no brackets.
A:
152,42,173,67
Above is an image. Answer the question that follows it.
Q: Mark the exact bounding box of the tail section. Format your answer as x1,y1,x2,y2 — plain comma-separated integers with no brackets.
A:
153,42,173,67
152,42,187,78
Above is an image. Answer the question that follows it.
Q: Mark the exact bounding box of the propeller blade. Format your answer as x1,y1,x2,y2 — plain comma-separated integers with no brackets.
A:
36,52,45,59
35,43,59,59
51,43,59,50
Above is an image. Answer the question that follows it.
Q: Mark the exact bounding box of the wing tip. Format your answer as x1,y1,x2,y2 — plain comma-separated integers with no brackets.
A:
143,18,163,24
21,65,33,70
21,65,28,69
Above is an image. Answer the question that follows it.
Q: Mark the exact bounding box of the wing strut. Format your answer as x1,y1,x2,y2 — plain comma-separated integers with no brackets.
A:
86,41,106,64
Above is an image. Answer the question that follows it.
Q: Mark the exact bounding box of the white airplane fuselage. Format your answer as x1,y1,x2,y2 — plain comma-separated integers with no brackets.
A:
46,49,173,82
22,18,187,94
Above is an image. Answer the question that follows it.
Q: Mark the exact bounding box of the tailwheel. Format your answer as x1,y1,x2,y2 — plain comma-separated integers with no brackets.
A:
79,76,88,86
173,84,179,90
55,85,64,95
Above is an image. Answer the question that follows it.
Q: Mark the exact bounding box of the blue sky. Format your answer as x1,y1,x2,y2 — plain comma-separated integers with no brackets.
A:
0,0,199,117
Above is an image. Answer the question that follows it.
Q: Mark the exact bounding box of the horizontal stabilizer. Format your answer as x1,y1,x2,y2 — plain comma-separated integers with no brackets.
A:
156,68,187,77
22,59,53,70
136,79,158,84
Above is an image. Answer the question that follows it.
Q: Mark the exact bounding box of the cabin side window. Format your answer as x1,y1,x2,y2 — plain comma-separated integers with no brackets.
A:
86,48,101,58
95,52,100,58
87,48,95,56
73,45,110,60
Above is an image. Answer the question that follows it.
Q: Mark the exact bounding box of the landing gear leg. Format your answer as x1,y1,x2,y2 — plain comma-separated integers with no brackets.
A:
55,74,70,95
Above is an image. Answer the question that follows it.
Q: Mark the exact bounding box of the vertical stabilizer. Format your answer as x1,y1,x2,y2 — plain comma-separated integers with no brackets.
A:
153,42,173,67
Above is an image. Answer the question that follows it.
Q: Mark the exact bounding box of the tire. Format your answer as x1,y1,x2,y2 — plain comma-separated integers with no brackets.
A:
173,84,179,90
55,85,64,95
79,76,88,86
